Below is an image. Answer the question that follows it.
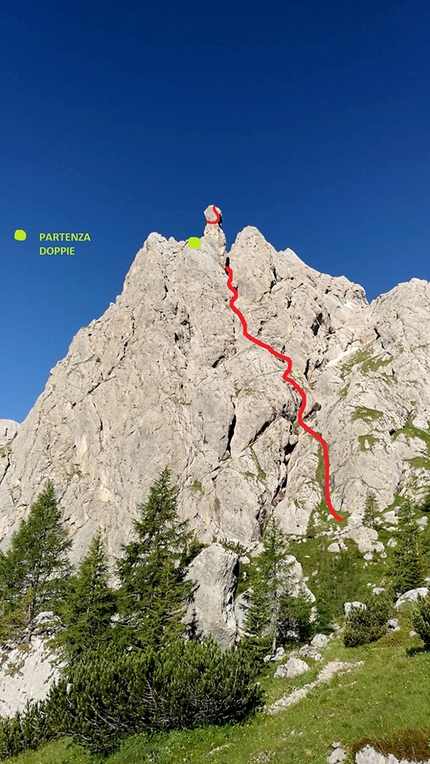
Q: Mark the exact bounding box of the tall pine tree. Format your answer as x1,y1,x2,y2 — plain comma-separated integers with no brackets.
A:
363,490,378,529
115,467,196,651
0,480,72,639
390,498,424,595
245,516,298,654
55,530,117,663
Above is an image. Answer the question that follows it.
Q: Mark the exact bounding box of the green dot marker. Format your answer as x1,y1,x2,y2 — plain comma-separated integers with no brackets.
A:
14,230,27,241
187,237,201,249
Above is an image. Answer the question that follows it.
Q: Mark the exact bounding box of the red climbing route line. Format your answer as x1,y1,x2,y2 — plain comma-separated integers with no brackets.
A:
225,265,343,523
206,205,221,224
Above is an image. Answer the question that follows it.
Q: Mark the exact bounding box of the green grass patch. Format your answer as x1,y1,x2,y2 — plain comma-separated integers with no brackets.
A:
392,421,430,458
341,347,393,376
407,456,430,470
358,434,378,452
3,737,91,763
189,480,204,493
339,383,350,398
352,407,384,424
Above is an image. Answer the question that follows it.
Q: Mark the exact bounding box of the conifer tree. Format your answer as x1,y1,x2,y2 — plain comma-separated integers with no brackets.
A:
0,480,72,638
245,516,300,653
363,490,378,529
390,498,424,595
55,530,117,663
115,467,196,651
411,595,430,648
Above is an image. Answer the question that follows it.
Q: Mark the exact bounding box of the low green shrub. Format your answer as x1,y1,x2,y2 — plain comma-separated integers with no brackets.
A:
344,594,392,648
0,637,262,759
411,596,430,647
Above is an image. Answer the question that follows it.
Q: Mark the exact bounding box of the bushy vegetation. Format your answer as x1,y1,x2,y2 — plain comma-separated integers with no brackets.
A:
343,593,391,647
0,470,262,760
0,636,262,758
411,596,430,647
4,472,430,762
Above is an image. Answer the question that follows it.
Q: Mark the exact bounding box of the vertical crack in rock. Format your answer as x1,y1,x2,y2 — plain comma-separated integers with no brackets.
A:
272,440,296,507
269,266,280,292
249,412,277,448
0,453,11,483
311,312,324,336
223,405,237,460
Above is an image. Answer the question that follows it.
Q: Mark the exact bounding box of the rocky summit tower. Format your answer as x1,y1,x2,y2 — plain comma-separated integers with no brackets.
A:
203,204,226,263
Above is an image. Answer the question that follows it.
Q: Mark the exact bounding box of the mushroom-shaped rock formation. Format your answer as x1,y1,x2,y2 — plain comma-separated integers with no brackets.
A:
203,204,226,262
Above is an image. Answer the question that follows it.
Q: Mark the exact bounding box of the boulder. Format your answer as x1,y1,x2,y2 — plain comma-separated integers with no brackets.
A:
327,745,347,763
299,645,322,660
344,523,384,555
184,543,238,649
274,657,310,679
0,635,63,718
273,646,285,661
355,744,430,763
355,747,387,764
395,588,429,610
327,542,340,553
203,204,223,224
387,618,400,631
344,601,366,617
311,633,329,648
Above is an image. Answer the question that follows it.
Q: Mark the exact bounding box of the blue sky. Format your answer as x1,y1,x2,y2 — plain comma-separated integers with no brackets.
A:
1,0,429,422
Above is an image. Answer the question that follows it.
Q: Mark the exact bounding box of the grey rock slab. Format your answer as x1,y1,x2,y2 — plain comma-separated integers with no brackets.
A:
327,747,347,763
184,543,238,649
387,618,400,630
0,637,64,718
299,645,322,660
0,420,19,446
274,657,310,678
311,633,329,648
395,587,429,610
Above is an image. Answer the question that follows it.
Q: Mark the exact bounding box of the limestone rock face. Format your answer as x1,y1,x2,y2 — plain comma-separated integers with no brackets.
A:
1,216,430,564
0,420,18,447
184,543,238,649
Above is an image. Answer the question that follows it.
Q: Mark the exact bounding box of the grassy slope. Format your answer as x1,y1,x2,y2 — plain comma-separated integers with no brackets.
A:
5,510,430,764
5,621,430,764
